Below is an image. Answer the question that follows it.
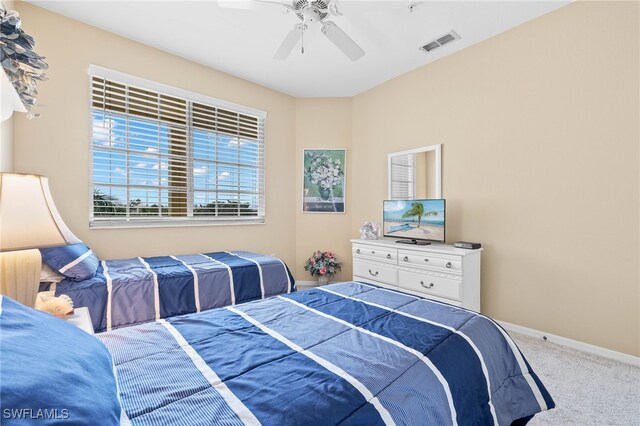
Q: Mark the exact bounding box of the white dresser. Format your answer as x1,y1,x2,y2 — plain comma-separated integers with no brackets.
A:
351,239,481,311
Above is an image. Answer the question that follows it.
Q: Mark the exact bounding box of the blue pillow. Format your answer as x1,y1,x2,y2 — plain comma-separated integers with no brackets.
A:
40,243,100,281
0,296,122,425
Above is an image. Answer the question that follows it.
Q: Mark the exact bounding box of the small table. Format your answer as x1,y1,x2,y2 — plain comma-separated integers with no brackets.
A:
67,307,94,335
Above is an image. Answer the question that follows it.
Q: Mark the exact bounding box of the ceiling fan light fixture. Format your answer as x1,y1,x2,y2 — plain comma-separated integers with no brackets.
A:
228,0,364,61
301,7,322,24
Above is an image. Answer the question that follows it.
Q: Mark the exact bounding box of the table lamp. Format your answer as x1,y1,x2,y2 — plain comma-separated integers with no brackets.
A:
0,173,80,306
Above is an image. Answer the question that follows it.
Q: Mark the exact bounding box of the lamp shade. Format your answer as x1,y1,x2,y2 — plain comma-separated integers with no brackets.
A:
0,173,80,252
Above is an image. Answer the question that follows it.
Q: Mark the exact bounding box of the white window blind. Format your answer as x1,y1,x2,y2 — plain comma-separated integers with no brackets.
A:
389,153,416,199
90,67,265,228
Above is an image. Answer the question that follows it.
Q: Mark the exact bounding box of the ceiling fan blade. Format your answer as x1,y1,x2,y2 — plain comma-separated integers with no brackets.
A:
321,21,365,61
217,0,292,12
273,26,304,60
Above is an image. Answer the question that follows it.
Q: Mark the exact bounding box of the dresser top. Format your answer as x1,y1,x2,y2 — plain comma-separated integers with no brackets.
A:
351,238,482,256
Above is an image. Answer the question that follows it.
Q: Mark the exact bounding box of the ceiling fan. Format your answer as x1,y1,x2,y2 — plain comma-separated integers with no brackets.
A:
219,0,365,61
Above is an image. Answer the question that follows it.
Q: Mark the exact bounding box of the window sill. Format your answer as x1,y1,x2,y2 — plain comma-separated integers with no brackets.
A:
89,218,265,229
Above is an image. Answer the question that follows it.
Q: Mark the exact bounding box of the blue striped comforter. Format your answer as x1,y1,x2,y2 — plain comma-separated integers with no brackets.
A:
51,251,294,332
98,282,554,425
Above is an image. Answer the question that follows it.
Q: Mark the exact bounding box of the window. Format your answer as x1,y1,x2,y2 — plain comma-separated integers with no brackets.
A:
389,153,416,199
90,66,265,228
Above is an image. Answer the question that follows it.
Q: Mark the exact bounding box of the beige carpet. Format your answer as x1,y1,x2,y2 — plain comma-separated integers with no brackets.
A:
510,332,640,425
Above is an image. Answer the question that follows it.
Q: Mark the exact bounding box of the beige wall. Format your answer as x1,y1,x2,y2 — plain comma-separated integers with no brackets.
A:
351,1,639,355
0,117,12,172
295,98,352,282
12,3,297,268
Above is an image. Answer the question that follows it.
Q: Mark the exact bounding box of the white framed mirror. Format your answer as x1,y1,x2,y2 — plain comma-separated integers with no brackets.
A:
388,144,442,199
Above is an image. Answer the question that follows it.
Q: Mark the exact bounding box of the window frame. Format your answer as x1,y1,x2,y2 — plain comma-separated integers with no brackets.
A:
88,65,267,229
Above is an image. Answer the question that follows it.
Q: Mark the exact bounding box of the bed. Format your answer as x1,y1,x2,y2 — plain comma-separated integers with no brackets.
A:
2,281,555,425
1,281,555,425
39,247,295,332
61,281,554,425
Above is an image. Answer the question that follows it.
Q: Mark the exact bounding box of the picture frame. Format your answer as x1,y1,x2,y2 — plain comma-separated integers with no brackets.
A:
302,149,346,213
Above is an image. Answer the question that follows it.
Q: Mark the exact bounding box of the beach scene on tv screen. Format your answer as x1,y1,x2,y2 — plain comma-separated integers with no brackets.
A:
384,200,445,241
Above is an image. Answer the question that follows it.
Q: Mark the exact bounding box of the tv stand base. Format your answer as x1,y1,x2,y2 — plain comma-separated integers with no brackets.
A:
396,239,432,246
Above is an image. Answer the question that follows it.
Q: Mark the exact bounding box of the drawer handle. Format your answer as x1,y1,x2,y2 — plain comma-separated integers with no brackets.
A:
356,249,360,254
420,281,435,289
403,256,409,262
368,269,379,277
371,251,376,254
386,254,391,259
446,262,452,268
424,258,429,262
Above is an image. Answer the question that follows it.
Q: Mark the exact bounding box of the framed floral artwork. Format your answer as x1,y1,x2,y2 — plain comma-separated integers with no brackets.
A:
302,149,346,213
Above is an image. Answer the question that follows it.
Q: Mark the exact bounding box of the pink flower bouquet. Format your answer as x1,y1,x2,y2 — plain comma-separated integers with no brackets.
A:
304,250,342,277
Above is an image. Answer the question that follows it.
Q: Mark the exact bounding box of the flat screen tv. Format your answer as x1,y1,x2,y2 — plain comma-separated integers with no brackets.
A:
383,199,445,245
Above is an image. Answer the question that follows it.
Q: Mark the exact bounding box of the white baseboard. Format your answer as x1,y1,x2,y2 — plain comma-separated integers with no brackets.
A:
497,320,640,367
296,280,325,288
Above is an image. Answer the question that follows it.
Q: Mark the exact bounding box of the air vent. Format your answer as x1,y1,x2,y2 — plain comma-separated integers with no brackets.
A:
420,30,460,53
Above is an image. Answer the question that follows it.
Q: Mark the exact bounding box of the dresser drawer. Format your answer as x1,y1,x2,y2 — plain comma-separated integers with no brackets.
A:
398,270,462,301
351,239,481,311
353,260,397,286
398,250,462,274
353,245,397,264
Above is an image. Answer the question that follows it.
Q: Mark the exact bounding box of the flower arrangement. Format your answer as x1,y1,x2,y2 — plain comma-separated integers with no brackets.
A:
305,153,343,191
304,250,342,277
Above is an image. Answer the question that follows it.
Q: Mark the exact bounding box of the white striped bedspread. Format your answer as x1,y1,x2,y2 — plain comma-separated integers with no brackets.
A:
52,251,294,332
98,281,554,426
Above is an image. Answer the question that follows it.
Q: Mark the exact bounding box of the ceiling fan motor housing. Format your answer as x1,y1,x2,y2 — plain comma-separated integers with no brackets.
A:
273,0,364,61
295,0,329,22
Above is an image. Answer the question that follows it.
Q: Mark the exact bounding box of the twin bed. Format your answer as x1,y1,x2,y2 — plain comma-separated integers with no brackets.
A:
3,247,554,425
40,249,295,332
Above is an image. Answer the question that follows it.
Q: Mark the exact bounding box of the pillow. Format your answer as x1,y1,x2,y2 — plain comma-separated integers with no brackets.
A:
40,263,65,284
0,295,122,425
40,243,100,281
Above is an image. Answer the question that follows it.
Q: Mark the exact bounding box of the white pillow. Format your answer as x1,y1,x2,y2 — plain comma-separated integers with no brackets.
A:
40,262,65,284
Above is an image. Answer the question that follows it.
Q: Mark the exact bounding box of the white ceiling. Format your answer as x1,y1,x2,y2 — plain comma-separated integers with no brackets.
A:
28,0,571,97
